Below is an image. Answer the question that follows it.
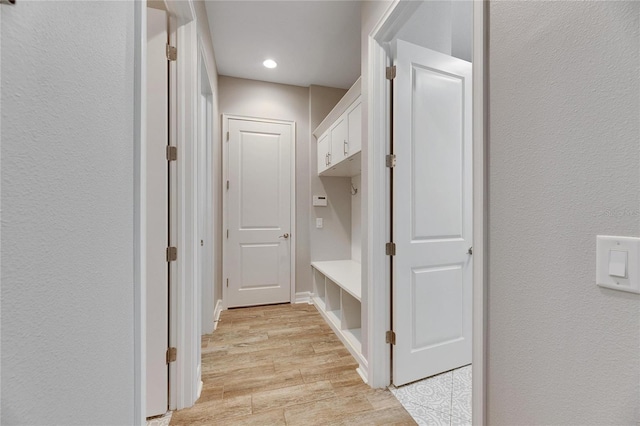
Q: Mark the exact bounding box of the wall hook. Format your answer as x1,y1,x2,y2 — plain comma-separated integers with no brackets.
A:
350,183,358,196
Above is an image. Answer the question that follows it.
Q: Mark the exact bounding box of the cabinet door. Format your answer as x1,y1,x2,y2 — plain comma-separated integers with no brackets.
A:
347,98,362,156
317,132,330,174
330,116,348,166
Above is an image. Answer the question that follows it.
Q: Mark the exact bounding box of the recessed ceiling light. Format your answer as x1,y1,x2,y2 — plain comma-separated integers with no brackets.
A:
263,59,277,69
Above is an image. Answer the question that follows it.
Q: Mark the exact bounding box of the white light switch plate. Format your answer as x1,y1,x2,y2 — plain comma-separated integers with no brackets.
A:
316,218,323,229
596,235,640,294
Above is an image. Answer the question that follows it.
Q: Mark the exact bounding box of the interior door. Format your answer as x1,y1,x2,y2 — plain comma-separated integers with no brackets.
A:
146,6,169,417
226,118,293,308
392,40,473,386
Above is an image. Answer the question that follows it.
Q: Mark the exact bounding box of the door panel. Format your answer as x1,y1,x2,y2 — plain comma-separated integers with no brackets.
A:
412,67,464,240
392,40,472,386
227,118,292,308
146,6,169,417
239,132,281,228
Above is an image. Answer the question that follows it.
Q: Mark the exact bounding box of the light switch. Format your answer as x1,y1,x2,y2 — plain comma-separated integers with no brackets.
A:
608,250,627,278
596,236,640,294
316,218,323,229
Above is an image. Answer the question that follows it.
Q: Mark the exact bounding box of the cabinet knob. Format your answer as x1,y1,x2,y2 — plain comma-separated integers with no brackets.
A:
279,233,289,239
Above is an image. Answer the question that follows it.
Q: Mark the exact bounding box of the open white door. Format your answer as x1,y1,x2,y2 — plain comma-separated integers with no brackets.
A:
392,40,473,386
146,6,169,417
225,118,293,308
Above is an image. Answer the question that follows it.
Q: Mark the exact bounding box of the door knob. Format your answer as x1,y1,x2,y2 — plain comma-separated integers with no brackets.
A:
279,233,289,239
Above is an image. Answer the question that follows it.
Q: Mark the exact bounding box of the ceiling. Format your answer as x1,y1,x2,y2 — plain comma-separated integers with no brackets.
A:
204,1,361,90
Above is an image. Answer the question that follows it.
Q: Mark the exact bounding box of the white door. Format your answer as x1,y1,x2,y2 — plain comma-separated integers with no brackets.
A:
392,40,473,386
146,6,169,417
225,118,293,308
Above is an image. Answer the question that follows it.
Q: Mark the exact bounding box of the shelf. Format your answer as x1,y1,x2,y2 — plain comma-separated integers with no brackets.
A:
319,151,361,177
343,328,362,352
311,260,361,301
326,310,342,327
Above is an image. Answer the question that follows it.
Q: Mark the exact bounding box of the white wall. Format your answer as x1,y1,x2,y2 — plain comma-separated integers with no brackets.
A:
488,1,640,424
309,85,352,265
218,76,312,293
1,2,136,424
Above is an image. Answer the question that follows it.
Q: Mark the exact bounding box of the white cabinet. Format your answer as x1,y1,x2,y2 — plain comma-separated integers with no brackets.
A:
330,116,348,166
311,260,364,369
317,132,330,174
347,101,362,155
313,78,362,177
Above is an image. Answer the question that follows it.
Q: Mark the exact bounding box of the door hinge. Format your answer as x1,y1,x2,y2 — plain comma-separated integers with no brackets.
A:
386,330,396,345
226,229,229,239
386,154,396,168
166,246,177,262
226,131,230,141
226,180,230,190
385,242,396,256
166,146,177,162
166,347,177,364
166,44,177,61
386,66,397,80
226,278,229,288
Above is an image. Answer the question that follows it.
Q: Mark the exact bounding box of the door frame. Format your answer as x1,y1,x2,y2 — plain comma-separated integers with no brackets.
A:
221,114,297,308
366,1,486,424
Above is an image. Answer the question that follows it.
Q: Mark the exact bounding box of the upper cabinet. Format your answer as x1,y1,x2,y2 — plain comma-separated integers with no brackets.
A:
314,78,362,177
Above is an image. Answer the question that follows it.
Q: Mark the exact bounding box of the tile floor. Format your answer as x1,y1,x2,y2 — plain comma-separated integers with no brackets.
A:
390,365,472,426
147,412,172,426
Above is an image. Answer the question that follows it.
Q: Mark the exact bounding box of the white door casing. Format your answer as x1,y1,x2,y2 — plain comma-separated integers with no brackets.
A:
224,117,294,308
145,6,169,417
392,40,473,386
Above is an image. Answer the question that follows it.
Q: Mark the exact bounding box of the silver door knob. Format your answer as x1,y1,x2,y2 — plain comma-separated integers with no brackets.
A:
279,233,289,239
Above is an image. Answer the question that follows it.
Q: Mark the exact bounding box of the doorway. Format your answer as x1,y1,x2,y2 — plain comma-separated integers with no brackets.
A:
145,4,172,418
222,116,296,308
367,1,485,424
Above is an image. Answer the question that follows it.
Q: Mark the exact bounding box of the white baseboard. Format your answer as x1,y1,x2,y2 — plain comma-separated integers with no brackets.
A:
356,365,368,384
294,291,312,304
197,379,203,400
213,299,224,331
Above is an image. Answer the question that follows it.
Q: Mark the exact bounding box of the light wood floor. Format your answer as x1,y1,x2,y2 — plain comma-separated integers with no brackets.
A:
170,303,416,425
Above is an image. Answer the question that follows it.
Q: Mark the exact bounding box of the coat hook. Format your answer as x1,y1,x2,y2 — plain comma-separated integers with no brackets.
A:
350,183,358,196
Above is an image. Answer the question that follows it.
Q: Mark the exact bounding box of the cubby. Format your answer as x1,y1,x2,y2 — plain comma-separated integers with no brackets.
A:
311,260,364,366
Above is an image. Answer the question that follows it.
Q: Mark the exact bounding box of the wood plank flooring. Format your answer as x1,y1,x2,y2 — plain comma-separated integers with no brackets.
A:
170,303,416,425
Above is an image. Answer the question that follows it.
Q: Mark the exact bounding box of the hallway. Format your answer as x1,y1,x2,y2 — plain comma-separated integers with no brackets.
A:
170,303,415,425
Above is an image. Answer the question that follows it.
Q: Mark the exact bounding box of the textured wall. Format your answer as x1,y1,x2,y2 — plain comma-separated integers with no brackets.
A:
218,76,312,293
309,85,352,264
488,1,640,423
1,1,135,424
